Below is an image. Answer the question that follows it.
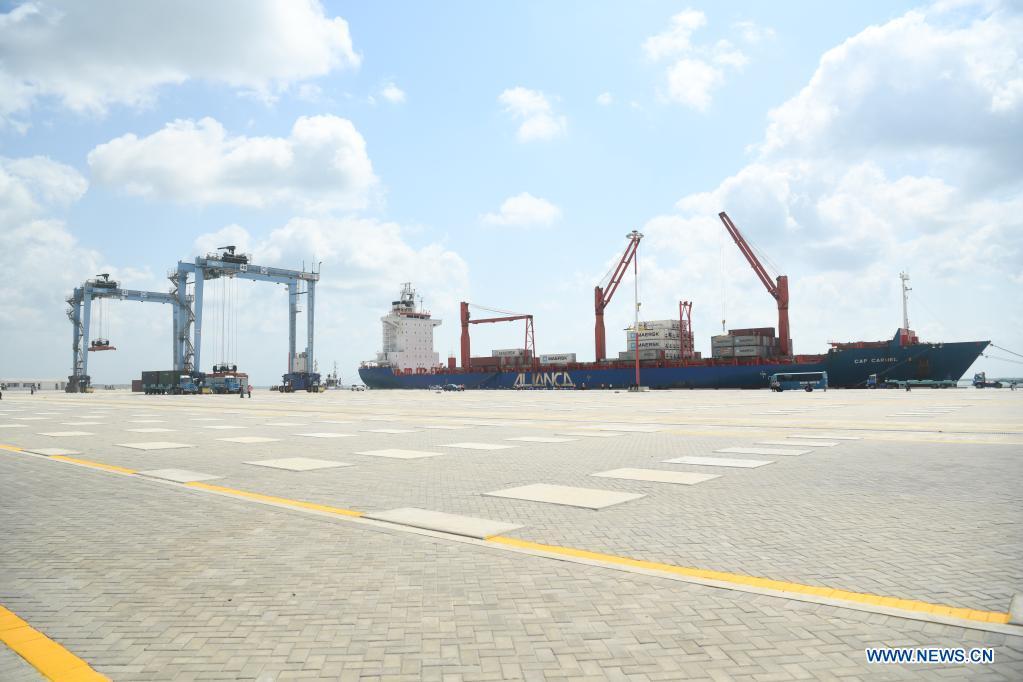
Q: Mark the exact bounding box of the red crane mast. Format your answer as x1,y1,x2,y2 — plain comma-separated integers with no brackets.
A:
594,230,643,362
717,212,790,356
460,302,536,370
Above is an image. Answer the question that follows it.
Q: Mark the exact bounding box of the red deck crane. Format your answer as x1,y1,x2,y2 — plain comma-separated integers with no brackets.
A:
594,230,643,362
460,302,536,370
718,212,790,356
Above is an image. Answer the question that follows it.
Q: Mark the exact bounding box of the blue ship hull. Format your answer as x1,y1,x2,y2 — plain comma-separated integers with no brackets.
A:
359,334,988,390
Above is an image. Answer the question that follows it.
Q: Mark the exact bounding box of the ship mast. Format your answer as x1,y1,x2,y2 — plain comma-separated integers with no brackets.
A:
899,271,911,330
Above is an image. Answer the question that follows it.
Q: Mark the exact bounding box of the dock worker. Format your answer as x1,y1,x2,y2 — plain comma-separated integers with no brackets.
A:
247,384,252,398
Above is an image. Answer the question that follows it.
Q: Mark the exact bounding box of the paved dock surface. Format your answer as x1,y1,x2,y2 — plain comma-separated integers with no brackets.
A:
1,388,1021,679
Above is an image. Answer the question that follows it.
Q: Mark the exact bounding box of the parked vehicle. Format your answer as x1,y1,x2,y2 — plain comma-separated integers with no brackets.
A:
769,371,828,392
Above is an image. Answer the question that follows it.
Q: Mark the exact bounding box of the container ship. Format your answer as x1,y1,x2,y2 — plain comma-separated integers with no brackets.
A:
359,215,988,390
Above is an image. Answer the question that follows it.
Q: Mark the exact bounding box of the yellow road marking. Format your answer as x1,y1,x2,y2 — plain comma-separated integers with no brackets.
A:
0,444,24,452
186,482,363,518
48,456,136,475
0,605,108,681
487,536,1011,625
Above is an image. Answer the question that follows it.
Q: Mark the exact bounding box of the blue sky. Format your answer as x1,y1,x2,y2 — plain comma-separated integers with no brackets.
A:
1,0,1020,384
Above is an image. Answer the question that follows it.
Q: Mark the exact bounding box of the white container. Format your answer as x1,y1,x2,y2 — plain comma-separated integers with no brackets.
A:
734,346,764,357
539,353,576,364
492,348,526,358
713,347,735,357
732,335,760,346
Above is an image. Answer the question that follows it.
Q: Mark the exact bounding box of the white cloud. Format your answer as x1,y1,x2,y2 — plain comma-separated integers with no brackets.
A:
734,20,776,44
596,92,614,106
0,0,360,125
637,2,1023,374
665,59,724,112
481,193,562,227
498,87,567,142
380,82,406,104
87,115,378,212
642,9,707,60
644,9,749,111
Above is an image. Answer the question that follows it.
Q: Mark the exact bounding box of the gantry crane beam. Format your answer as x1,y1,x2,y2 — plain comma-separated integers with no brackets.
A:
718,212,790,356
594,230,643,361
66,275,190,392
460,302,535,370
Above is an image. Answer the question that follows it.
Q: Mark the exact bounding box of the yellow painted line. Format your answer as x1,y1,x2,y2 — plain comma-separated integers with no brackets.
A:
185,482,363,518
487,536,1011,625
48,456,136,475
0,444,24,452
0,605,108,681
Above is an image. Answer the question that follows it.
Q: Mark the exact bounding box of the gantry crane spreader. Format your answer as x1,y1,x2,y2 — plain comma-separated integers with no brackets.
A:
594,230,643,362
718,212,791,356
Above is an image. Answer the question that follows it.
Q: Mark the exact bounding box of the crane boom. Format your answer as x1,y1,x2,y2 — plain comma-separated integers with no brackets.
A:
717,212,791,356
594,230,643,361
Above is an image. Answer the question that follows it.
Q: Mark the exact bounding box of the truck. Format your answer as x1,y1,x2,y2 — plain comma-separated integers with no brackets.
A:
279,371,321,393
141,370,202,395
972,372,1003,388
207,373,248,394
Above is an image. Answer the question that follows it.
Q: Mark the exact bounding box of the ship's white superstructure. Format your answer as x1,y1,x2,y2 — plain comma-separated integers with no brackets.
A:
375,283,441,371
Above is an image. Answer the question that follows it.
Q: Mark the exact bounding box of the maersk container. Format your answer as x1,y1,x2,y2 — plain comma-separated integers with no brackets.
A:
732,335,762,346
734,346,765,357
540,353,576,364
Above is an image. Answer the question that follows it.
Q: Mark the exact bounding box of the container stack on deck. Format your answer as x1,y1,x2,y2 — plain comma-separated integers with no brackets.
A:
619,320,694,362
711,327,790,359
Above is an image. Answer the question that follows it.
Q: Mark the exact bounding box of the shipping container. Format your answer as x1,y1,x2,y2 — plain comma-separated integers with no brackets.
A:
729,327,775,337
539,353,576,364
131,379,143,392
492,348,526,358
732,335,762,346
712,347,735,357
734,346,766,357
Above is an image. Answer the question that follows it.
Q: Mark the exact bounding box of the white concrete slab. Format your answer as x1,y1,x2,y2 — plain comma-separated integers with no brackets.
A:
555,431,625,438
504,436,578,443
190,417,222,422
60,421,102,426
366,507,523,539
716,446,810,456
790,434,861,440
244,457,353,471
128,419,164,423
264,422,308,426
0,424,27,429
25,448,81,456
138,469,222,483
354,449,443,459
663,456,773,468
758,440,838,447
126,428,176,433
421,425,470,430
362,428,418,434
484,483,644,510
203,425,246,430
458,420,504,426
216,436,281,444
14,417,47,421
39,431,94,437
116,441,193,451
592,425,666,433
294,432,357,439
440,442,517,451
317,420,354,425
591,468,720,485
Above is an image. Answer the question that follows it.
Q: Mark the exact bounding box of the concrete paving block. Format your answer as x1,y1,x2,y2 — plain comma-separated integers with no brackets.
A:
591,468,720,485
0,424,27,428
758,440,839,447
504,437,578,443
39,431,94,437
484,483,644,510
116,442,193,451
365,507,523,539
293,432,357,438
663,456,773,468
555,432,625,438
353,449,443,459
25,448,82,456
362,428,419,434
138,469,222,483
716,446,810,456
440,442,517,451
244,457,354,471
215,436,281,443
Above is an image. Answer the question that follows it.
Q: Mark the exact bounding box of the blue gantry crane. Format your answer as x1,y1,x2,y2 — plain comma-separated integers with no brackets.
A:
66,274,192,393
172,246,321,392
67,248,321,393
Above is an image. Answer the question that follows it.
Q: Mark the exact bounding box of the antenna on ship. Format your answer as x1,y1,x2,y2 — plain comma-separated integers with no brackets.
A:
899,271,911,330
